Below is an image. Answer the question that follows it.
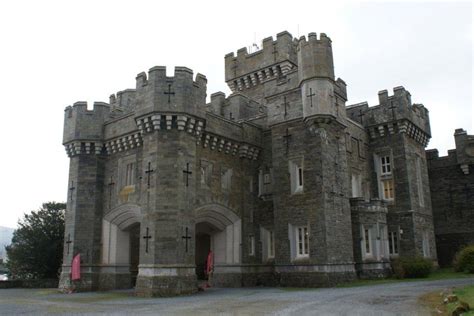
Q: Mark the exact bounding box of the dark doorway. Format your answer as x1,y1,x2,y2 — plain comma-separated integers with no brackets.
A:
195,232,211,280
129,224,140,287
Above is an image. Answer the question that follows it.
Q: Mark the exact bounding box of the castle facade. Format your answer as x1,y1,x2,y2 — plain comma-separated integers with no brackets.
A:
60,31,440,296
427,130,474,267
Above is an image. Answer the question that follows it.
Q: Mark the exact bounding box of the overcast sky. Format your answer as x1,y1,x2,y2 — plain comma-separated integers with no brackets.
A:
0,0,472,228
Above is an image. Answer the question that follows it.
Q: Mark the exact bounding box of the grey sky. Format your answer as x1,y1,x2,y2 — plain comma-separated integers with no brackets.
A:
0,0,472,228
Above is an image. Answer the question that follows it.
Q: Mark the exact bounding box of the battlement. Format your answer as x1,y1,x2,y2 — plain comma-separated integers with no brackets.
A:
63,101,110,146
297,32,335,82
346,87,431,146
349,87,430,130
207,91,264,122
224,31,297,92
109,89,136,110
427,129,474,174
297,32,332,46
134,66,207,118
454,129,474,173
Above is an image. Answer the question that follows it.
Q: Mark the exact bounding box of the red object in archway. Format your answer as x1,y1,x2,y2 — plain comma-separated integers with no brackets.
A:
206,250,213,276
71,254,81,281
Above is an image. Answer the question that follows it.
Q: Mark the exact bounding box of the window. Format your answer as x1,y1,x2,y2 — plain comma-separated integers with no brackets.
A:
125,163,135,186
380,156,392,175
364,228,371,254
388,231,399,255
376,153,395,201
249,235,255,256
382,179,394,200
358,140,366,158
260,227,274,261
352,138,359,157
416,157,424,206
263,173,271,184
297,167,303,188
221,168,233,190
289,158,304,194
379,224,388,259
362,225,373,257
351,173,362,198
296,226,309,258
268,230,275,259
258,169,272,196
200,160,213,187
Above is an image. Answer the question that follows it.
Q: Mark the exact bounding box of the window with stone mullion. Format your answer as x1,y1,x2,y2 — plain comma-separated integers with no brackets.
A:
296,226,309,257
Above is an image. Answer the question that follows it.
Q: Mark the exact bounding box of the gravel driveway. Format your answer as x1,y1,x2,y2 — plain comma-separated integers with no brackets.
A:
1,278,473,315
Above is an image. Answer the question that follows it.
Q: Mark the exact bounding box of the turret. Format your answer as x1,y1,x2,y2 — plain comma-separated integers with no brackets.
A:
134,66,207,119
297,33,341,123
63,101,110,156
209,92,226,115
297,33,334,82
454,128,474,174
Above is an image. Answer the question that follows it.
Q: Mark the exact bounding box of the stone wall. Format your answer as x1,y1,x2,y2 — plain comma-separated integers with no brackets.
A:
427,129,474,266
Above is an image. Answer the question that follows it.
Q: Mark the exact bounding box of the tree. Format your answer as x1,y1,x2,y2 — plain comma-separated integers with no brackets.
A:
5,202,66,279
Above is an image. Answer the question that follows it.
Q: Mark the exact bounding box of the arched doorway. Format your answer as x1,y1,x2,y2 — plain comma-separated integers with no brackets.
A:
195,222,214,280
101,203,142,289
194,204,241,283
128,223,140,286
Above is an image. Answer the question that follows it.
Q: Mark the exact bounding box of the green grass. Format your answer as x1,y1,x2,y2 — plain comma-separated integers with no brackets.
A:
446,284,474,315
337,268,473,288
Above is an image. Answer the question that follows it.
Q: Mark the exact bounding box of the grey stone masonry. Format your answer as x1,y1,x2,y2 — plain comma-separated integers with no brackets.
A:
60,31,446,296
426,129,474,266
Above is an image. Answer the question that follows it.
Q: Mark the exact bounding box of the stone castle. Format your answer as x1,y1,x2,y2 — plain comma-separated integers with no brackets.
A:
59,31,472,296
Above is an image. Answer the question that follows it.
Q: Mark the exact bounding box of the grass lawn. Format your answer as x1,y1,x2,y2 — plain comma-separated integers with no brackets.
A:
447,285,474,315
421,283,474,316
337,268,473,288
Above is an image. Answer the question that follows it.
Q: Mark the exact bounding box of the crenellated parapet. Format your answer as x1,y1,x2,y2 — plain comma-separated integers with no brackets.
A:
427,129,474,175
454,129,474,174
347,86,431,147
109,89,136,116
134,66,207,118
297,32,335,82
224,31,297,93
207,92,263,121
63,101,110,157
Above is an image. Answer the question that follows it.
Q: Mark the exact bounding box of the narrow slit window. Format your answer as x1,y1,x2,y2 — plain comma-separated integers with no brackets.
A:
298,167,303,187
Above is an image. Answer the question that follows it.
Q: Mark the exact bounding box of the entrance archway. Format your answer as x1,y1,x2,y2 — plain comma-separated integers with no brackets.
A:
194,204,241,276
195,223,212,280
101,203,142,289
128,223,140,286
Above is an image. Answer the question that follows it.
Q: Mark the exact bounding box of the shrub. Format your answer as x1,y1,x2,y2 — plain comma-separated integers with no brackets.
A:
453,245,474,273
392,257,433,278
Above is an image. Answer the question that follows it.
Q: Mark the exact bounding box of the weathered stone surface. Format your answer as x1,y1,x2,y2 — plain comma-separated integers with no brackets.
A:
427,129,474,267
60,31,450,295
